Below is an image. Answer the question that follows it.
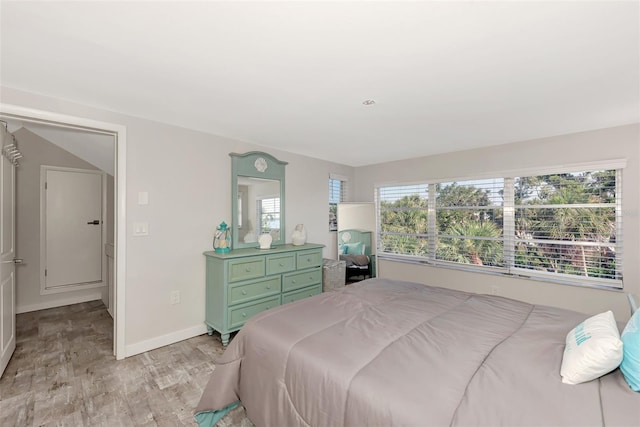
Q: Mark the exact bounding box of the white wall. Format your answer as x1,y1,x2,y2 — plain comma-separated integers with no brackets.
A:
355,124,640,321
1,86,354,354
26,125,115,175
14,128,114,313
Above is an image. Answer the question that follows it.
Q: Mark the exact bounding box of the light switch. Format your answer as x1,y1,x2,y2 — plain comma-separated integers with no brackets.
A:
133,222,149,236
138,191,149,205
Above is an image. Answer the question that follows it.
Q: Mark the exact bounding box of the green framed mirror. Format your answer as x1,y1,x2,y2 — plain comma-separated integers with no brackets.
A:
230,151,287,249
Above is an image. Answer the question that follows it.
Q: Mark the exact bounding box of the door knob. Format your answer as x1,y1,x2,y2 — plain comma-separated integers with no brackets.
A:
13,259,23,264
87,220,100,225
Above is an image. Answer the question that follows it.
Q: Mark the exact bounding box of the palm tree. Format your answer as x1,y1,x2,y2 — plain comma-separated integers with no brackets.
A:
380,194,428,254
517,173,615,277
437,222,503,266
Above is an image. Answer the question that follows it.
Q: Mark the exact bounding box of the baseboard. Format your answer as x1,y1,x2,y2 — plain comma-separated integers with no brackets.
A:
125,323,208,358
16,292,103,314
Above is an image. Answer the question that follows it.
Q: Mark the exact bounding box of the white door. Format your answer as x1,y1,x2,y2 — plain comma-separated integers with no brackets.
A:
0,130,16,378
43,168,103,291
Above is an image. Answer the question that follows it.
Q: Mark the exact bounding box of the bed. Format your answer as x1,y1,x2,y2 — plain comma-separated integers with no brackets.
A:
338,229,374,281
195,278,640,426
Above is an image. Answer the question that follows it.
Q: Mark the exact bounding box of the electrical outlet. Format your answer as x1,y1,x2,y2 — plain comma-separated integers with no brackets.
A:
491,286,499,295
170,290,180,305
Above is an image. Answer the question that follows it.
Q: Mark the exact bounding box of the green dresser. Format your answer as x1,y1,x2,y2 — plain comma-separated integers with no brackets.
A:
204,243,324,345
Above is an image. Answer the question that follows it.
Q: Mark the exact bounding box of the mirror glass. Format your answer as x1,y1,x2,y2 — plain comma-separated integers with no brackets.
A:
337,202,377,249
231,151,287,249
337,202,377,276
237,176,281,244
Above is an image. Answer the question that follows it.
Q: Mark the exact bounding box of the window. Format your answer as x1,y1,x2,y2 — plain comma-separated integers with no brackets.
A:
257,197,280,235
378,184,429,256
436,179,505,268
376,167,623,288
329,176,347,231
513,171,620,282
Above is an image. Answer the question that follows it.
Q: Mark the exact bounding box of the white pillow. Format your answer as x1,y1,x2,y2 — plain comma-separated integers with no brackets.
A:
560,310,623,385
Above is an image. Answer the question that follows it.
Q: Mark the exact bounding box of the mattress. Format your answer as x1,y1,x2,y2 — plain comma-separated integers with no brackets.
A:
195,278,640,426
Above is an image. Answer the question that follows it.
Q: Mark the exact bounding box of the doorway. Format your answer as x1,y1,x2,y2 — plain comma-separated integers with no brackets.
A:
0,104,126,360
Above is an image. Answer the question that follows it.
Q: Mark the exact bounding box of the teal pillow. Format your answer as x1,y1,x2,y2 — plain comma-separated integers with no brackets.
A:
343,242,365,255
621,309,640,392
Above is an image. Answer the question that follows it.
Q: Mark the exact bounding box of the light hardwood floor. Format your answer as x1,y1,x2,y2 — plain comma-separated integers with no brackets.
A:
0,301,252,426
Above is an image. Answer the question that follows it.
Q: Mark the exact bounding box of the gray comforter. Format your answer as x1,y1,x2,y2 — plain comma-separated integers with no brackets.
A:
195,279,640,426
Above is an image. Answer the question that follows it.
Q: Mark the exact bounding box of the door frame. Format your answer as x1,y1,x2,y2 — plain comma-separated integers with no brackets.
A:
0,104,127,360
40,166,106,295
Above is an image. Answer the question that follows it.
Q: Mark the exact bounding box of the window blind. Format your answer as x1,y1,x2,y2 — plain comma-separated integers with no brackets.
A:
329,178,345,204
377,184,429,256
376,168,623,289
258,197,280,234
512,170,621,282
435,178,505,268
329,176,348,231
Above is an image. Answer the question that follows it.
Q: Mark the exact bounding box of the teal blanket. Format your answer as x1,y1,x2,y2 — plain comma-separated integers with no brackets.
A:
194,401,239,427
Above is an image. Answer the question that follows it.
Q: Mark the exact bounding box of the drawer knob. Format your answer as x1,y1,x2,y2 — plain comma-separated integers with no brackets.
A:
266,285,271,289
292,280,296,284
307,258,311,262
242,290,247,295
242,312,247,317
266,306,271,310
309,276,313,280
245,268,251,273
279,263,285,267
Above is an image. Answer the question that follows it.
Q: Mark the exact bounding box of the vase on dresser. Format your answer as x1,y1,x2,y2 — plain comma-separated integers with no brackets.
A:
291,224,307,246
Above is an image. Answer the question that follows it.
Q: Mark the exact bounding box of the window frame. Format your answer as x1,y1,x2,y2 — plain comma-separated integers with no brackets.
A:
377,183,430,257
329,174,348,231
375,161,625,290
256,196,280,235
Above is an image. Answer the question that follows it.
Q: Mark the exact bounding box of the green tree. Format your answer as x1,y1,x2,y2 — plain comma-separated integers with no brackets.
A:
435,182,503,265
437,222,503,266
436,183,499,232
379,194,428,256
514,172,616,278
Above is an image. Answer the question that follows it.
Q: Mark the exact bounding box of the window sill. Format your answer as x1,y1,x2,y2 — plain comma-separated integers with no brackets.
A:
378,253,624,292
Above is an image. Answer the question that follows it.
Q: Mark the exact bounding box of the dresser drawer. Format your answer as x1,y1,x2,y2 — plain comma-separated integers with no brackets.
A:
228,276,281,306
282,268,322,292
296,250,322,270
282,284,322,305
228,295,280,329
228,257,266,283
266,253,296,275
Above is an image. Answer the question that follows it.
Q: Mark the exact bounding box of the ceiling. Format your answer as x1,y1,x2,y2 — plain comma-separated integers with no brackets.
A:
1,1,638,167
7,120,115,176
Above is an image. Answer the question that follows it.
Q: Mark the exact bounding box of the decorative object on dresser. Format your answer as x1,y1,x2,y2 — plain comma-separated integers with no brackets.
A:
258,233,272,249
213,221,232,253
291,223,307,246
204,244,324,346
